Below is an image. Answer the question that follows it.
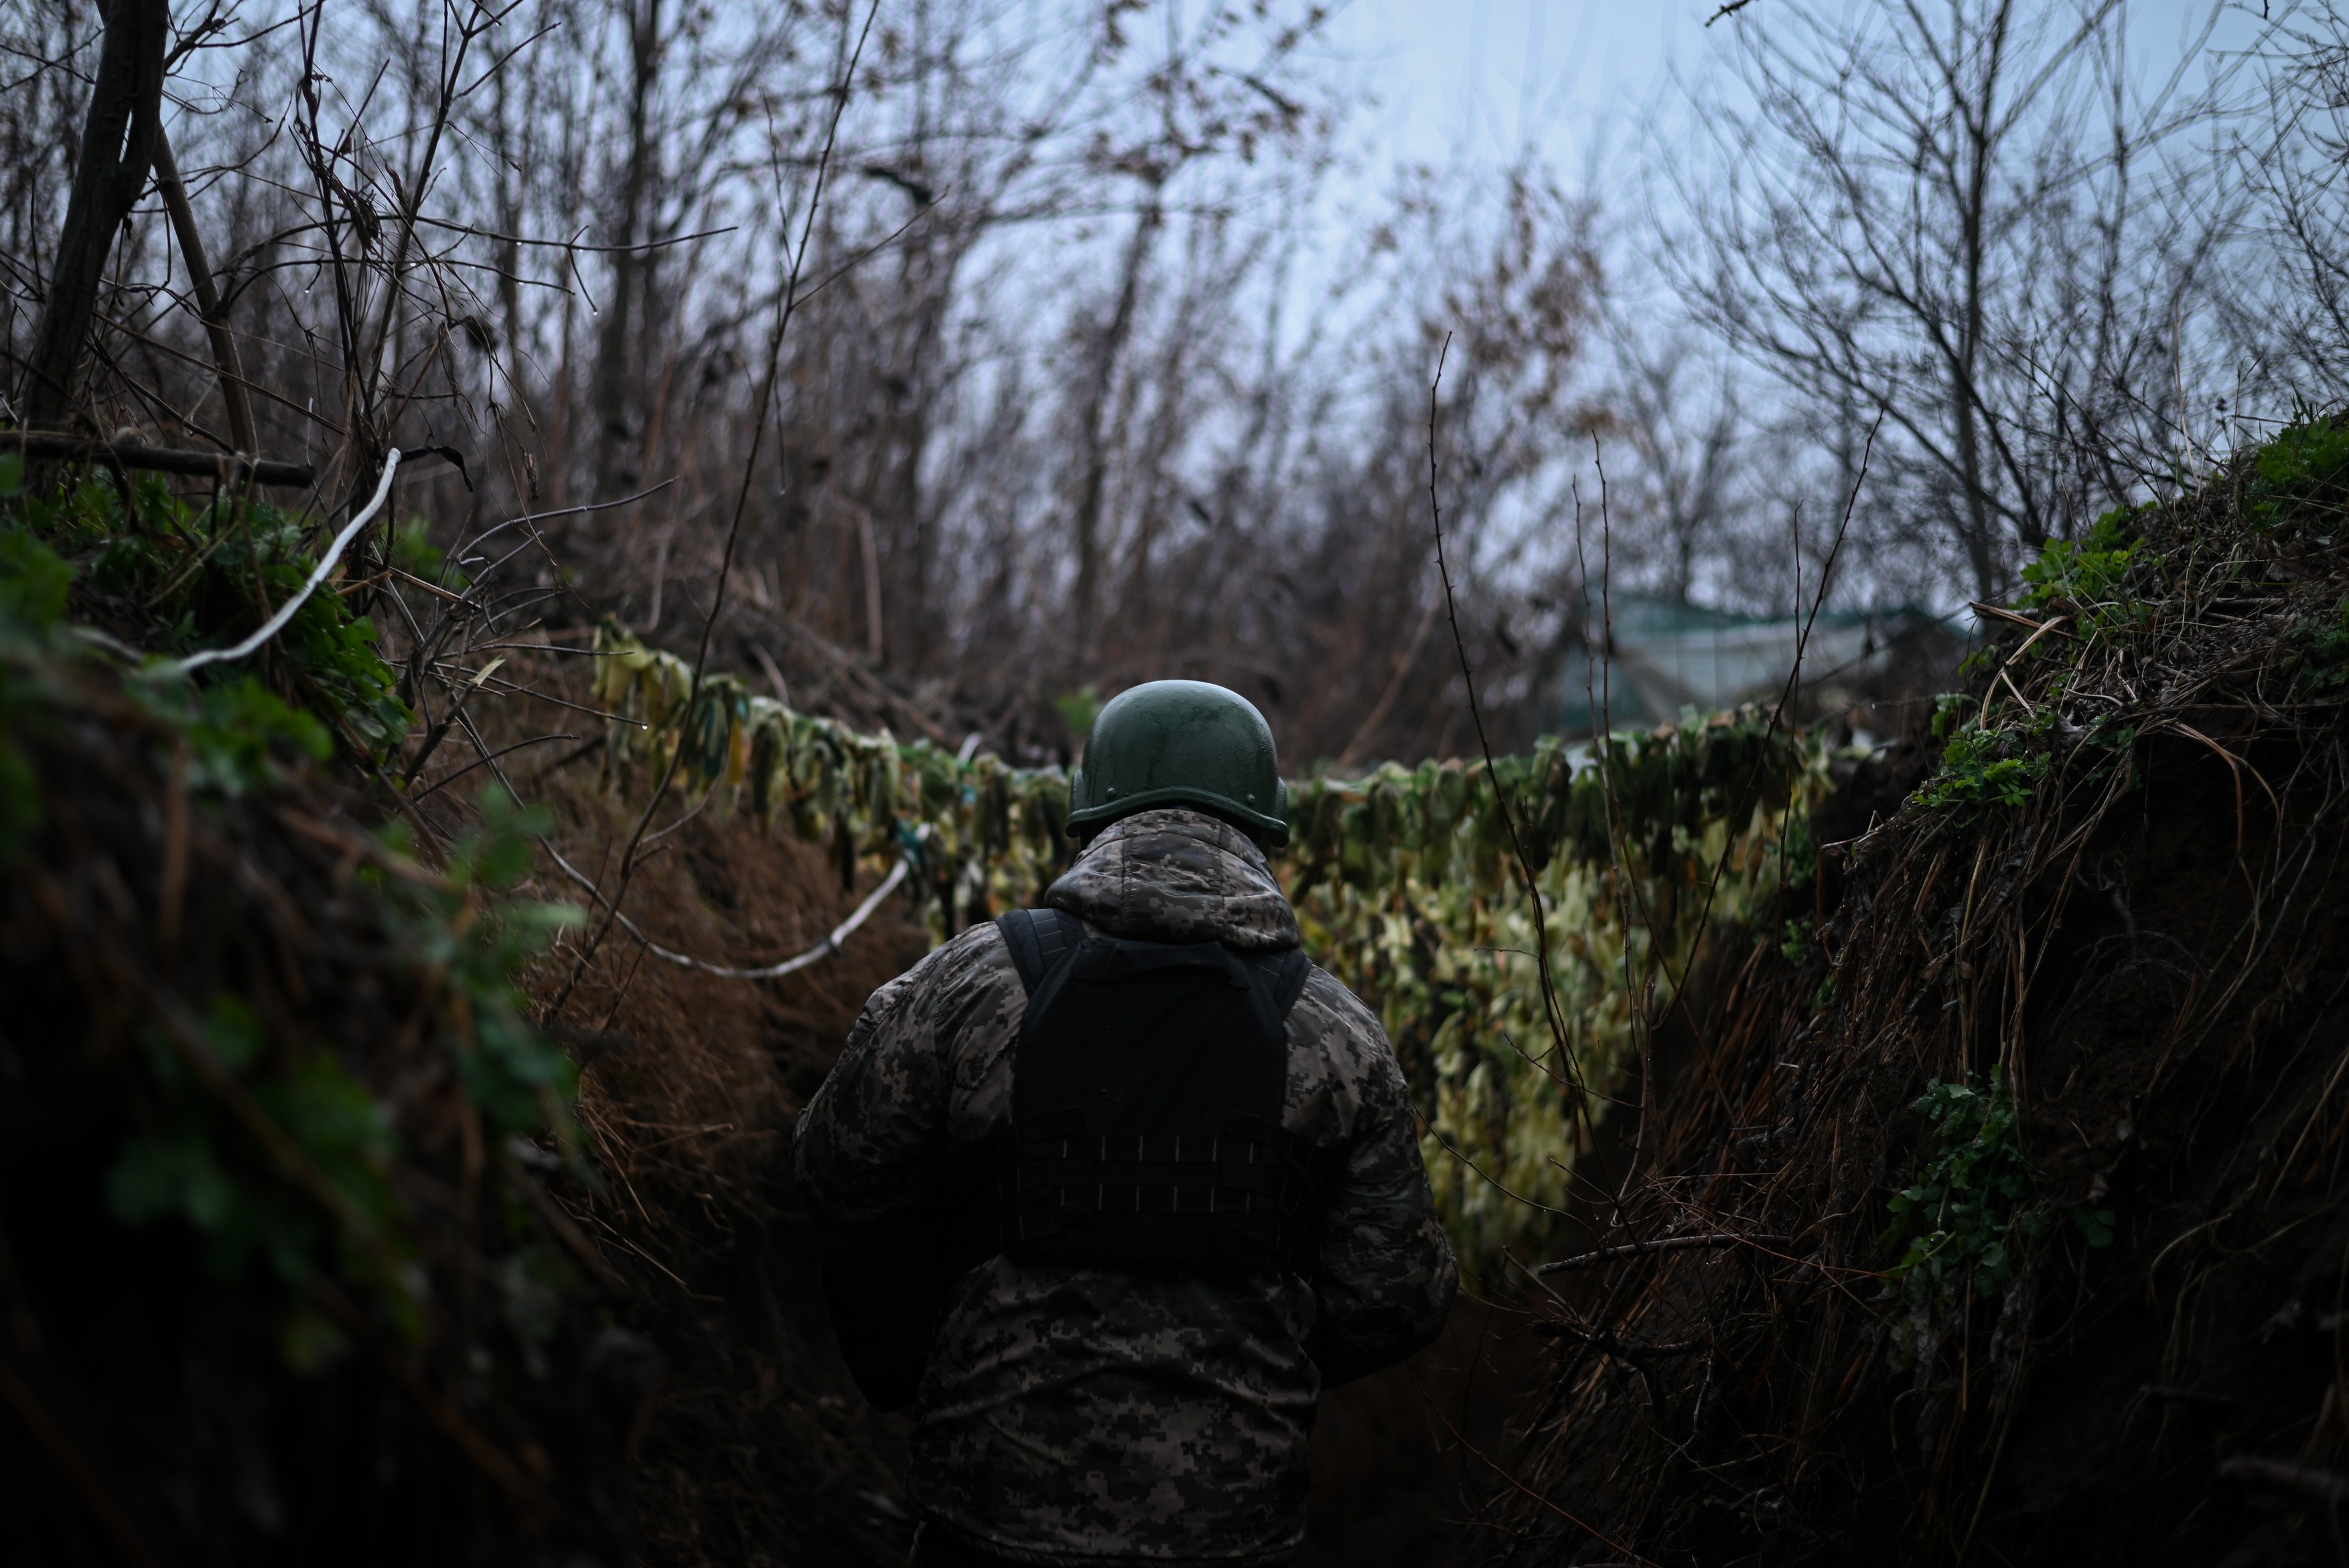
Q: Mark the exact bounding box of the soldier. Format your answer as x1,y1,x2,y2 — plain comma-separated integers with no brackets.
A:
794,679,1457,1566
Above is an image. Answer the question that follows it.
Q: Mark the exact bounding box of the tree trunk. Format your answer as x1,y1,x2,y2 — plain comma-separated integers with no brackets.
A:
1950,0,2013,601
23,0,168,431
594,0,660,496
1070,198,1160,662
152,127,255,455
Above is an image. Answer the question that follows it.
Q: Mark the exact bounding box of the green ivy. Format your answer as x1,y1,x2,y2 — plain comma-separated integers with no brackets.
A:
2248,413,2349,530
9,458,410,755
1,451,591,1378
0,528,72,634
380,783,586,1139
1928,691,1973,742
2291,597,2349,693
1914,721,2050,817
169,677,336,794
1779,916,1814,963
1881,1069,2113,1363
109,993,403,1303
0,508,71,855
98,781,582,1366
2019,507,2142,622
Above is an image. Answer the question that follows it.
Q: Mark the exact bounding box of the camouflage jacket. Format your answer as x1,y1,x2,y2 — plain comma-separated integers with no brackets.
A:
794,808,1457,1565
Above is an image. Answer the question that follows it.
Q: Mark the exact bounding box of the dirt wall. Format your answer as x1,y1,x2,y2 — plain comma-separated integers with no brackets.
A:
1485,703,2349,1559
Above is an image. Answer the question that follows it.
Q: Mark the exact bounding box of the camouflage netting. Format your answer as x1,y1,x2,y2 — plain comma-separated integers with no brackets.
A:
591,622,1852,1266
0,450,1862,1564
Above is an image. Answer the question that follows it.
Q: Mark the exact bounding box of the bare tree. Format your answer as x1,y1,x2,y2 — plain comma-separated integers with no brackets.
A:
1591,324,1750,605
2225,3,2349,416
1675,0,2259,601
0,0,1631,776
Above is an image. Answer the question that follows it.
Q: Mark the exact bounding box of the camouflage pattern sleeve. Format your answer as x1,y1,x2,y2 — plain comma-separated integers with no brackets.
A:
1290,969,1459,1386
793,924,1027,1229
792,935,958,1228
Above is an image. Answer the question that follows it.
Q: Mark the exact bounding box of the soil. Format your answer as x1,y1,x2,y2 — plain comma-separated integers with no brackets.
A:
514,769,932,1567
5,644,1965,1566
1960,735,2349,1564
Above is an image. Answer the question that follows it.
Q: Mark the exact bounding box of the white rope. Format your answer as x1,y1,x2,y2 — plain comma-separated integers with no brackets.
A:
159,436,910,983
160,449,404,675
547,843,913,980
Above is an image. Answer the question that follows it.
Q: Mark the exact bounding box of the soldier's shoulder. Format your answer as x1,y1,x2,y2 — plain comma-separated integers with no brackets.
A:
930,917,1014,971
1289,963,1387,1049
1281,965,1403,1141
904,916,1034,1036
896,918,1018,1002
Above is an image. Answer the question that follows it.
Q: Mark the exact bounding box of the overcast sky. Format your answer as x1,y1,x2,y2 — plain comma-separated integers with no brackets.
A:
1270,1,2287,615
1328,0,1709,172
1322,1,2274,177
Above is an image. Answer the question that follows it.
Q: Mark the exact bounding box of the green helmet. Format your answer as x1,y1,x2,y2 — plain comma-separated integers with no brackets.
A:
1066,680,1289,846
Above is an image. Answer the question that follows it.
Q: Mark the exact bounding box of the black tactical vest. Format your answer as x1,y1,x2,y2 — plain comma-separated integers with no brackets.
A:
971,908,1326,1275
822,909,1326,1412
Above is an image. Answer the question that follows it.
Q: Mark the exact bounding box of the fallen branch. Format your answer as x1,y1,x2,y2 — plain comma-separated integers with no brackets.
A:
3,431,313,488
1538,1232,1792,1276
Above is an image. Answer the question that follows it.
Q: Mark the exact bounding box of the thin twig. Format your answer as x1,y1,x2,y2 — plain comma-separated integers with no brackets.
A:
1611,413,1882,1210
547,1,880,1020
1425,333,1589,1107
1537,1232,1795,1277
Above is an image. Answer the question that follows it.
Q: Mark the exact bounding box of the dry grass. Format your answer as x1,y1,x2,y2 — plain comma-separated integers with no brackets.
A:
411,650,934,1565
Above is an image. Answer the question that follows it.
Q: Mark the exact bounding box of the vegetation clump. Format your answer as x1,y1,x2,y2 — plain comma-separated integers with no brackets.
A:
0,470,634,1563
1881,1070,2113,1363
1488,416,2349,1566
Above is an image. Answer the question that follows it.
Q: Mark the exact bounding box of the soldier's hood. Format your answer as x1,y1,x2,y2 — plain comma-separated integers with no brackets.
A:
1045,807,1300,952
